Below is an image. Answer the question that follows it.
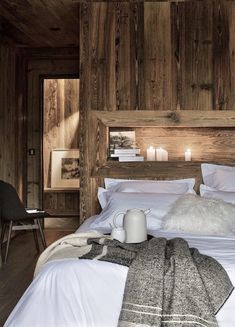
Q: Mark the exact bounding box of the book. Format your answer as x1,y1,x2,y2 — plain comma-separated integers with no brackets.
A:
111,153,136,157
114,148,140,155
118,156,144,162
26,208,45,213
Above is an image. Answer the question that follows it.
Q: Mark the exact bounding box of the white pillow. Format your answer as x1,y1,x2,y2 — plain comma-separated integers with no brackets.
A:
201,163,235,191
161,194,235,236
90,192,181,230
104,177,195,191
97,187,108,209
104,178,146,189
107,180,196,194
200,184,235,205
98,179,196,209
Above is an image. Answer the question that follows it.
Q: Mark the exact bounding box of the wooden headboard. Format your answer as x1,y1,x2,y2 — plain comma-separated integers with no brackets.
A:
80,110,235,222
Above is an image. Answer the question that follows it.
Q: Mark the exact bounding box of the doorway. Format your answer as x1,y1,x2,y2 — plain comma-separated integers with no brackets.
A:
42,78,80,230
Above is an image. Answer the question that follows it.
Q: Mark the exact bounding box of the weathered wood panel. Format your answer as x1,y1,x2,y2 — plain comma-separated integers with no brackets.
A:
90,110,235,128
213,0,235,110
80,2,235,221
0,0,80,47
27,55,79,216
172,1,213,110
43,78,80,188
0,44,25,196
143,2,172,110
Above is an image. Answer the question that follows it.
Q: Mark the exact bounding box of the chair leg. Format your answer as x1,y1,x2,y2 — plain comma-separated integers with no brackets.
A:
36,219,47,249
33,229,40,252
4,221,13,264
0,222,6,265
1,222,6,248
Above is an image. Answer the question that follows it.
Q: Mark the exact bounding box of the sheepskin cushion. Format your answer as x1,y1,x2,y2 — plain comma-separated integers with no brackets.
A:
161,194,235,235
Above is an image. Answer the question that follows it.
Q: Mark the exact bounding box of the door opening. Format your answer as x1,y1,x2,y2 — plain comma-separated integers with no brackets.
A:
42,78,80,230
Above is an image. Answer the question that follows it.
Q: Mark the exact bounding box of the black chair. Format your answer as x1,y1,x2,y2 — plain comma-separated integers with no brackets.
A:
0,180,48,264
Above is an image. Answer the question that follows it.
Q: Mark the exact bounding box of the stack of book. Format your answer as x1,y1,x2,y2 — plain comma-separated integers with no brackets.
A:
110,148,144,162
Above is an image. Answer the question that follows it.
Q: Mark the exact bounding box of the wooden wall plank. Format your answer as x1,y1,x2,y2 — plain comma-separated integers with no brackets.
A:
115,2,139,110
27,55,79,209
172,1,213,110
213,0,230,110
80,2,235,220
0,44,25,195
43,78,80,188
91,110,235,128
143,2,172,110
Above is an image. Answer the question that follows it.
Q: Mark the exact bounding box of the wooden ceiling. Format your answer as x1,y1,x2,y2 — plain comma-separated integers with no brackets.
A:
0,0,79,48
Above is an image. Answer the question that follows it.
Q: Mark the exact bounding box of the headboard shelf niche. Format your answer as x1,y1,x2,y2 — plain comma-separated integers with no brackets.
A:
84,110,235,221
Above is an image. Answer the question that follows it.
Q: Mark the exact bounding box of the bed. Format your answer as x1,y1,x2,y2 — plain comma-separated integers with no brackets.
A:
4,166,235,327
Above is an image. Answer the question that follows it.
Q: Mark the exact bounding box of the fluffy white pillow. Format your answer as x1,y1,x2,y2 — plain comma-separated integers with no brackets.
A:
161,194,235,236
90,192,181,230
200,185,235,205
201,163,235,191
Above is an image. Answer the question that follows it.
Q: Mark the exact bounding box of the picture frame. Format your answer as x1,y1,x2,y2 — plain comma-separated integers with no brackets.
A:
109,130,136,154
51,149,80,188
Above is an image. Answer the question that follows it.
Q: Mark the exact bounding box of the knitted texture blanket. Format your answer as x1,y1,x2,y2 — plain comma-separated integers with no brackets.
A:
82,237,233,327
35,232,233,327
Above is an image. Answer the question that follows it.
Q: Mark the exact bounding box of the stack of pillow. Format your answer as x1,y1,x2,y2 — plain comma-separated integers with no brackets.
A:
90,178,196,230
200,163,235,205
90,164,235,236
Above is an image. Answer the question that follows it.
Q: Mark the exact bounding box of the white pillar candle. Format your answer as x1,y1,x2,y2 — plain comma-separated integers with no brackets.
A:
156,147,163,161
147,146,155,161
185,149,192,161
162,149,168,161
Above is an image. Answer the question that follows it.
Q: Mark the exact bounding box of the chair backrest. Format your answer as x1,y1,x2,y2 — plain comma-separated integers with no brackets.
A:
0,181,28,220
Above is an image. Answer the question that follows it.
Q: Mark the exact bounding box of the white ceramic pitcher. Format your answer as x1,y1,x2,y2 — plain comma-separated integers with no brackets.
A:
113,208,150,243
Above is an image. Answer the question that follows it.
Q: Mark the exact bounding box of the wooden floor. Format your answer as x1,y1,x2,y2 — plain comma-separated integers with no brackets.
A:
0,229,70,326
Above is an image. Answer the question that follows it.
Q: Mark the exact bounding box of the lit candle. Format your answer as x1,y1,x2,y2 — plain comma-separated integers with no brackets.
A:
147,146,155,161
156,147,163,161
185,149,192,161
162,149,168,161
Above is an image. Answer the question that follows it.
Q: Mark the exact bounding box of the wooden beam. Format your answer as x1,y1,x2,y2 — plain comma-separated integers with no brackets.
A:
90,110,235,128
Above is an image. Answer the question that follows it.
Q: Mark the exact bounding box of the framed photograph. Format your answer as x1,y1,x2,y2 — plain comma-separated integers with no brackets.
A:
109,130,136,153
51,149,80,188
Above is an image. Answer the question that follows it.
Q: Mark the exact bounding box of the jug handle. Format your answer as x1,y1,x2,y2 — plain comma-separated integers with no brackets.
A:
144,209,151,215
113,212,125,228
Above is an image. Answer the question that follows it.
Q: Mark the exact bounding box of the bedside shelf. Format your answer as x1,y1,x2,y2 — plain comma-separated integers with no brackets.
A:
44,188,79,193
92,161,204,177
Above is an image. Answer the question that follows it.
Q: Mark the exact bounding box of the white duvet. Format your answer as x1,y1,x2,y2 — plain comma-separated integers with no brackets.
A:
4,216,235,327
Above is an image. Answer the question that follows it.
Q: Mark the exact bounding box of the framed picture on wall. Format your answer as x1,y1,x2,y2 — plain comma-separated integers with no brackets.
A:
51,149,80,188
109,129,136,154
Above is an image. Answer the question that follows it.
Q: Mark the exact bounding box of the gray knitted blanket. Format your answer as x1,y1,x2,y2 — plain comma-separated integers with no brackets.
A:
82,237,233,327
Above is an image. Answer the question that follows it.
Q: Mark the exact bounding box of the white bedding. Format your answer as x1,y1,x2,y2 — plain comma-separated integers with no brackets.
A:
4,216,235,327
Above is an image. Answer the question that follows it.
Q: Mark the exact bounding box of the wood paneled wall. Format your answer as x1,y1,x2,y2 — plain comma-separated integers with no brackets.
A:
43,78,80,188
0,44,26,198
27,54,79,209
80,1,235,221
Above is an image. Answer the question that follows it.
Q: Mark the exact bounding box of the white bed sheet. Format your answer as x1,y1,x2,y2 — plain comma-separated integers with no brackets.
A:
4,216,235,327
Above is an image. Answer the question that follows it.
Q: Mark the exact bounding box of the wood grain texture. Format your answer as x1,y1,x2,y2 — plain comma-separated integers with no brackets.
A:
43,79,80,188
0,44,26,196
172,1,213,110
0,0,80,47
83,110,235,219
90,110,235,127
143,2,172,110
80,2,235,220
213,0,233,110
26,54,79,212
